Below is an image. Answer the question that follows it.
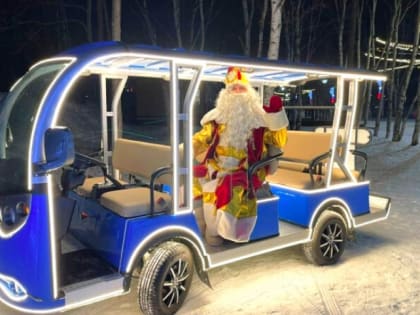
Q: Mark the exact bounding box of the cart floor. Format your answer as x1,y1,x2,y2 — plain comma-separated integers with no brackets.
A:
60,249,117,286
205,220,309,267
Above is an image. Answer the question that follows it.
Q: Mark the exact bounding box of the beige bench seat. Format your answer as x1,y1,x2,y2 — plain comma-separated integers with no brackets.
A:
100,187,171,217
266,169,318,189
97,138,175,217
266,130,364,189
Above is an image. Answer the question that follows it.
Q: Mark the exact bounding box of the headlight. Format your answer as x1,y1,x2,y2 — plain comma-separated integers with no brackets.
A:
2,206,16,226
0,196,31,236
15,202,29,217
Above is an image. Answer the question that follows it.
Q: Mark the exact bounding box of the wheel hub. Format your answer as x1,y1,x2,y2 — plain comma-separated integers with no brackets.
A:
162,259,190,308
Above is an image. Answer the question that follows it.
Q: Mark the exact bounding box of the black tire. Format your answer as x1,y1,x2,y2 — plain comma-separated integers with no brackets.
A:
138,242,194,315
303,210,347,266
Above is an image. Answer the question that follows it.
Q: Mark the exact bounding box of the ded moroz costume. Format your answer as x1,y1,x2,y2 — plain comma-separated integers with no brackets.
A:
193,67,289,245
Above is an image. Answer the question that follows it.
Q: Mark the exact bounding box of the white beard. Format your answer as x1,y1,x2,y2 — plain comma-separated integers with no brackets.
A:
212,87,266,150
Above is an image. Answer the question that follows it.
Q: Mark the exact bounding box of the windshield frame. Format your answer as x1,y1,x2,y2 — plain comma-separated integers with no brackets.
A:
0,57,73,193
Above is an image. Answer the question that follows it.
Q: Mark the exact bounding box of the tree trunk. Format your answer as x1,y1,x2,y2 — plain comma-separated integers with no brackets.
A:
199,0,205,50
392,0,420,141
172,0,183,47
347,0,358,68
57,0,70,49
257,0,269,57
134,0,157,45
267,0,285,59
334,0,348,67
294,0,302,63
412,99,420,145
86,0,92,42
241,0,255,56
401,93,418,138
112,0,121,41
374,0,400,137
356,0,364,68
305,1,323,63
362,0,377,126
97,0,104,40
103,0,111,40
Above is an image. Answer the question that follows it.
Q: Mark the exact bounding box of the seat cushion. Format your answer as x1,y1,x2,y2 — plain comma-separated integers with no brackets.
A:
266,169,318,189
100,187,171,217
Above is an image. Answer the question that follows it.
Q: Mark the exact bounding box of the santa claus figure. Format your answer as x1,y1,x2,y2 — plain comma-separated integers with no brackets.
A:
193,67,288,245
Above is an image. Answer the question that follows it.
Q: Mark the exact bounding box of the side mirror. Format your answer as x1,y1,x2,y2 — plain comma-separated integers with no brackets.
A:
36,127,75,174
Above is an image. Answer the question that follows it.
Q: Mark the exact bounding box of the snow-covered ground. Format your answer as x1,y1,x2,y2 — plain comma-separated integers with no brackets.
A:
1,121,419,315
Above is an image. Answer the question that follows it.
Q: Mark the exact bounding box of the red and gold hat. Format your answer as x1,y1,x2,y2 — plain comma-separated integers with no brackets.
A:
224,66,249,86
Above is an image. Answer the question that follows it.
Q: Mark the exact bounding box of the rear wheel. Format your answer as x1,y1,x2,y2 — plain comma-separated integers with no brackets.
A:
138,242,194,315
303,210,347,265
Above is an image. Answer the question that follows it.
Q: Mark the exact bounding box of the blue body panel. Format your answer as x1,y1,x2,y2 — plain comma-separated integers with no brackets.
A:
0,187,65,310
250,198,279,241
69,194,203,272
69,196,126,269
119,213,201,272
270,183,370,227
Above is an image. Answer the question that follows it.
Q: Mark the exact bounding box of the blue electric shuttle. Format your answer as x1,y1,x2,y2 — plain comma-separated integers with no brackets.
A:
0,42,390,315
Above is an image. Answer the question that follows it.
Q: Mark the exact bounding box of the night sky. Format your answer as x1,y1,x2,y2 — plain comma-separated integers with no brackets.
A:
0,0,413,92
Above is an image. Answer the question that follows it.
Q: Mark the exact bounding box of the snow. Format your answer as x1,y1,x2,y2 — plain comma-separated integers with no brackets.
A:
1,122,420,315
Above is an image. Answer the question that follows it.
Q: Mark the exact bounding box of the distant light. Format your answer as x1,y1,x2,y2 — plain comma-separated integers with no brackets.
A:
321,79,328,84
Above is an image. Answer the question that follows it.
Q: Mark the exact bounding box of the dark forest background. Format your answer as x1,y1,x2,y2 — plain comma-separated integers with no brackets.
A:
1,0,420,143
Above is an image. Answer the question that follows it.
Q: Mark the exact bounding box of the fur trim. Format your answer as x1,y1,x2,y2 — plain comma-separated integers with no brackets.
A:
264,110,289,130
200,108,220,126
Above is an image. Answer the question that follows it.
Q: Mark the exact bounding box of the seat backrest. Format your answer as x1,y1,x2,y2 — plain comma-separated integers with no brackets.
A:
282,130,332,161
112,138,173,185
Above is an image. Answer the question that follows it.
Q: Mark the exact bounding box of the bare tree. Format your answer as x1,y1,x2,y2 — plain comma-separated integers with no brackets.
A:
172,0,183,47
400,75,419,139
198,0,205,50
333,0,348,67
374,0,417,139
57,0,70,50
412,89,420,145
112,0,121,41
86,0,93,42
393,0,420,141
97,0,105,40
374,0,401,137
257,0,269,57
268,0,286,59
361,0,377,126
133,0,157,45
283,0,304,63
356,0,364,69
241,0,255,56
191,0,217,51
346,0,358,68
304,0,325,63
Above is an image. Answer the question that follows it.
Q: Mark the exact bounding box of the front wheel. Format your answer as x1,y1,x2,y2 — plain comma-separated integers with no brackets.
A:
303,210,347,266
138,242,194,315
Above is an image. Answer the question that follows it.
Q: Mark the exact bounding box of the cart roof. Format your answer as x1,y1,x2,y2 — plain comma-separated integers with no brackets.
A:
59,42,386,85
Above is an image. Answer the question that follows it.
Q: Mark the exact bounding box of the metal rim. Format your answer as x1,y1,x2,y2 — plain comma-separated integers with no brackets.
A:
161,258,191,309
320,222,344,259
